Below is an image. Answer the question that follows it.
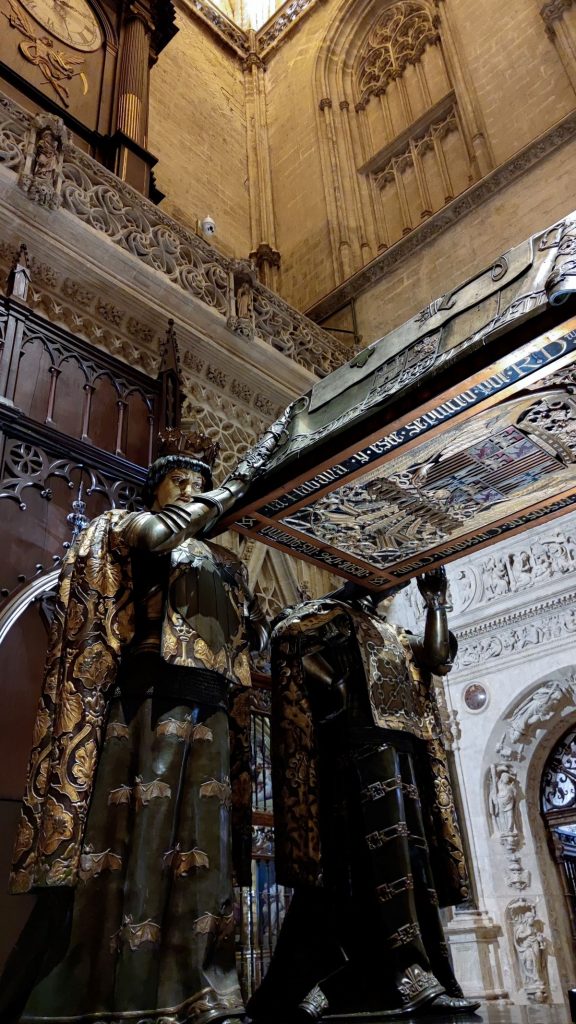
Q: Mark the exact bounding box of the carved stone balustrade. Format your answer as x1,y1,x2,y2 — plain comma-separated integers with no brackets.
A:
0,92,347,380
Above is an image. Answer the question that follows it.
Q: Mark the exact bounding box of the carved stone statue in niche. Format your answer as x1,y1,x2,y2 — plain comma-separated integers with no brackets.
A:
227,260,256,338
508,899,547,1002
32,127,59,179
18,113,68,209
236,281,253,319
489,765,521,851
0,413,294,1024
247,569,479,1021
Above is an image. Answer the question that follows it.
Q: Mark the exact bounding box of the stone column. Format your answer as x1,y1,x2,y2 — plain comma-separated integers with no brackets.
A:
244,32,280,291
318,97,354,280
338,100,373,265
117,6,151,146
114,3,155,192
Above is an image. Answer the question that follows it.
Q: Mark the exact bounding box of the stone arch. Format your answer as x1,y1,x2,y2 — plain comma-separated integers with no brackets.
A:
480,667,576,1003
312,0,493,281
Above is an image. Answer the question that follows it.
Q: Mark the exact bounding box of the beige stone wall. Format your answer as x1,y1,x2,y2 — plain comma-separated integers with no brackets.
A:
262,0,576,317
148,4,251,259
145,0,576,336
354,136,576,347
449,0,574,164
264,5,338,309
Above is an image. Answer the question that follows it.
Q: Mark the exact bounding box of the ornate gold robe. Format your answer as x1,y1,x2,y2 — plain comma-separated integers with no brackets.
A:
10,510,253,894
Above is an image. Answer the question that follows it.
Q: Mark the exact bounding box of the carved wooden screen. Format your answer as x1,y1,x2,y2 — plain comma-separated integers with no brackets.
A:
0,291,159,966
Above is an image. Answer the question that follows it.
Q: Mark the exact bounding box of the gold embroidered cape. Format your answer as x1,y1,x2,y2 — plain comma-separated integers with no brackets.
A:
10,511,253,893
270,600,468,905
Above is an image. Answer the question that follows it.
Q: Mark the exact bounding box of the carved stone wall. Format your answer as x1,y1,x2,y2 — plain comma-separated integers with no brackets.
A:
262,0,576,327
392,512,576,1007
353,1,483,253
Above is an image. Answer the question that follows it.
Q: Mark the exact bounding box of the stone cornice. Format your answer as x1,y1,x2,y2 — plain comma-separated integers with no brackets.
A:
177,0,249,56
256,0,325,56
306,108,576,323
456,591,576,642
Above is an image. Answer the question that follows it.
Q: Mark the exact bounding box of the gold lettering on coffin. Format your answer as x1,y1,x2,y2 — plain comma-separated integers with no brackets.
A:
4,1,88,108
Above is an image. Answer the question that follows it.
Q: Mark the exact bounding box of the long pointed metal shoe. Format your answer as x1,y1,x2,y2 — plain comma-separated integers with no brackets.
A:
428,993,482,1015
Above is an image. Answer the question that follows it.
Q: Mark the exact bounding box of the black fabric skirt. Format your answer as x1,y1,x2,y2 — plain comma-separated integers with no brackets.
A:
247,726,463,1018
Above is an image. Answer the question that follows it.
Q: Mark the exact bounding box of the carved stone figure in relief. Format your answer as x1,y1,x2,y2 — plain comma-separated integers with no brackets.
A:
489,765,521,848
236,281,253,319
483,557,511,598
0,412,293,1024
512,906,547,1000
32,126,59,181
508,680,566,744
247,568,479,1021
511,549,534,588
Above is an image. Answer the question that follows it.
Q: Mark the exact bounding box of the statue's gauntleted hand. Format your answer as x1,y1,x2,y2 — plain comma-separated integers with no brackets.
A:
223,400,297,486
416,565,448,608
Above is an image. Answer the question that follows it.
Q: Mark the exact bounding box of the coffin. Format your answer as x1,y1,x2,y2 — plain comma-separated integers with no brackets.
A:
225,214,576,591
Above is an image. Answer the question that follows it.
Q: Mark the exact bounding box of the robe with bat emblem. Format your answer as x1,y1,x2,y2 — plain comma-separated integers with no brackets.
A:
2,510,256,1024
247,598,469,1020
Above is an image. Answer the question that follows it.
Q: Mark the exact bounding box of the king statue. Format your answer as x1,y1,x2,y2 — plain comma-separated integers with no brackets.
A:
247,569,481,1021
0,411,291,1024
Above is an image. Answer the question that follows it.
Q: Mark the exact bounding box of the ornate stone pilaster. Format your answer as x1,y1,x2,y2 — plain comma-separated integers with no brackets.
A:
248,243,281,287
541,0,575,35
317,95,354,280
243,31,280,291
338,99,374,265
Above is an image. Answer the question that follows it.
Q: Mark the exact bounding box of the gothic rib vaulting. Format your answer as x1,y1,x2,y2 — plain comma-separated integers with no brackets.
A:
2,0,576,1016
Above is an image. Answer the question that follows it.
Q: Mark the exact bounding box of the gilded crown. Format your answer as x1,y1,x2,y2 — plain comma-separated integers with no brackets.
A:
156,428,220,469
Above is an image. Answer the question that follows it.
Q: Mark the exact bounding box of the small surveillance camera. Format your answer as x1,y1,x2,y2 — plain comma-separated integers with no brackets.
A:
201,216,216,236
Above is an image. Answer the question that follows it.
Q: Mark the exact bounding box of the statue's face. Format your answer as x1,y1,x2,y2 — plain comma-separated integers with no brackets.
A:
154,468,205,508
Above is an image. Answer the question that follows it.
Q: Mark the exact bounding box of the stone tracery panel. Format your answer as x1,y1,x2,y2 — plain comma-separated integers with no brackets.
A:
352,2,479,251
356,1,440,105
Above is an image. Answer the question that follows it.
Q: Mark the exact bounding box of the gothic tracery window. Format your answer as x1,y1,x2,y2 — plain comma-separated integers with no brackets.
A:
354,0,478,248
541,725,576,938
356,2,440,106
